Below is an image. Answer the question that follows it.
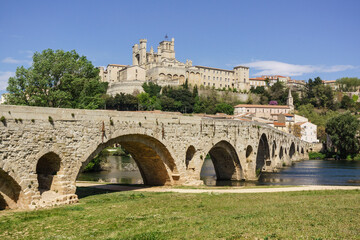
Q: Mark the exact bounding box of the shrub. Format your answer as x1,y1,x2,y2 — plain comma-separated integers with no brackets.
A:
353,154,360,161
0,116,6,124
48,116,54,125
308,152,326,159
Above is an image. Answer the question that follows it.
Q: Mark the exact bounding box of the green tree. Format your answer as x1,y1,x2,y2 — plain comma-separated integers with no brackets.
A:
137,92,160,110
269,81,286,104
142,82,162,97
336,77,360,92
303,77,323,106
340,95,354,110
303,77,336,110
105,93,138,111
215,102,234,115
250,86,266,94
6,49,107,109
162,86,194,113
326,112,360,158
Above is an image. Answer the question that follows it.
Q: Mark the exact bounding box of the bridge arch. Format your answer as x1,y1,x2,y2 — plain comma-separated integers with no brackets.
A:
203,140,243,181
289,142,296,159
77,134,179,186
256,133,270,175
246,145,254,163
36,152,62,194
279,146,284,160
185,145,196,169
0,168,22,210
272,140,277,158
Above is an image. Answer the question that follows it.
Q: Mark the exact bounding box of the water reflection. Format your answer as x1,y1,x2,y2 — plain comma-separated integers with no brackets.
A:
78,156,143,184
78,155,360,186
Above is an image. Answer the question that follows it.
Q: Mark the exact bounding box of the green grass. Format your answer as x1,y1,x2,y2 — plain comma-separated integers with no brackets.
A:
0,189,359,239
173,185,298,190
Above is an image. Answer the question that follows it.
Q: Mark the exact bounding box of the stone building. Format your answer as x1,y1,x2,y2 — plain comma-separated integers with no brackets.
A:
99,38,250,95
249,77,267,87
296,122,319,143
234,89,294,118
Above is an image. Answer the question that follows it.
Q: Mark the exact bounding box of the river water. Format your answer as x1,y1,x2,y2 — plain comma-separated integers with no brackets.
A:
78,156,360,186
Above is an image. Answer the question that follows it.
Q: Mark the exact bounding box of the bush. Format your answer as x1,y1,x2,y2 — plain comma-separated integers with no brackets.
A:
0,116,6,124
308,152,326,159
353,154,360,161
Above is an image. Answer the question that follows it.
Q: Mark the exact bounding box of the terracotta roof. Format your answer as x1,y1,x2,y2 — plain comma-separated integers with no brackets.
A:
239,118,252,121
273,122,286,127
283,113,294,117
250,78,266,81
234,104,290,109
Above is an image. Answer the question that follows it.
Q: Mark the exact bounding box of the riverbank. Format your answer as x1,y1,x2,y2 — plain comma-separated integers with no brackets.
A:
76,181,360,193
1,188,359,239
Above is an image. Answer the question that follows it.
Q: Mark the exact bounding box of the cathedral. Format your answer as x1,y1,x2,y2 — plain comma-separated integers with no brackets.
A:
99,38,250,95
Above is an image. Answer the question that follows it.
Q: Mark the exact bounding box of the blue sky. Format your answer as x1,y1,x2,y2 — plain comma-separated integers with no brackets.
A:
1,0,360,94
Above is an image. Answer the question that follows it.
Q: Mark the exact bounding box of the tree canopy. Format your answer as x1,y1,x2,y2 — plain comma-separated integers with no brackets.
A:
326,112,360,158
6,49,107,109
302,77,336,110
336,77,360,92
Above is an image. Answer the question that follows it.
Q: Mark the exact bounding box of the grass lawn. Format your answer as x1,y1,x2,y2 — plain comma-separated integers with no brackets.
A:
0,188,359,239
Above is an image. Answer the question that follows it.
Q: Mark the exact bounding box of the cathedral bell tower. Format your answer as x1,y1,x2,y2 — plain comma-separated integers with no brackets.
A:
287,88,294,112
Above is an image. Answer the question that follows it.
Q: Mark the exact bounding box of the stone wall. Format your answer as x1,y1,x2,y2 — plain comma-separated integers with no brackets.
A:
0,105,310,210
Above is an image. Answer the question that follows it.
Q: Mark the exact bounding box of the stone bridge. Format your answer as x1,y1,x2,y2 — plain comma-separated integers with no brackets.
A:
0,105,310,210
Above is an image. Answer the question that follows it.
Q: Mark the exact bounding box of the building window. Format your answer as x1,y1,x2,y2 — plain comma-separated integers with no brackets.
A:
220,84,222,87
204,75,206,79
220,77,222,81
204,82,206,85
213,77,215,80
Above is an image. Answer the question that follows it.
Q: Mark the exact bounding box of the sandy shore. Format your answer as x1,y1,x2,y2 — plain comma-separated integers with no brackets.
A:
76,182,360,194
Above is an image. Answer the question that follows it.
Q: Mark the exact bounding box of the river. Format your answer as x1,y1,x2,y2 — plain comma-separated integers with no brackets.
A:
78,156,360,186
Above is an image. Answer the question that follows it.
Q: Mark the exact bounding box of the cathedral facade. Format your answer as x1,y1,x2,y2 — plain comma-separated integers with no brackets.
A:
99,38,250,95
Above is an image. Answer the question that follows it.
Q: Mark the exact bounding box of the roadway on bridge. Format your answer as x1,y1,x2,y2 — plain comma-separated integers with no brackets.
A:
76,182,360,194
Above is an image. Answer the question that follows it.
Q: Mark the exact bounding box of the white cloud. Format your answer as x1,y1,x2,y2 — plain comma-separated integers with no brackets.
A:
19,50,34,59
2,57,32,66
0,71,14,91
240,60,356,77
